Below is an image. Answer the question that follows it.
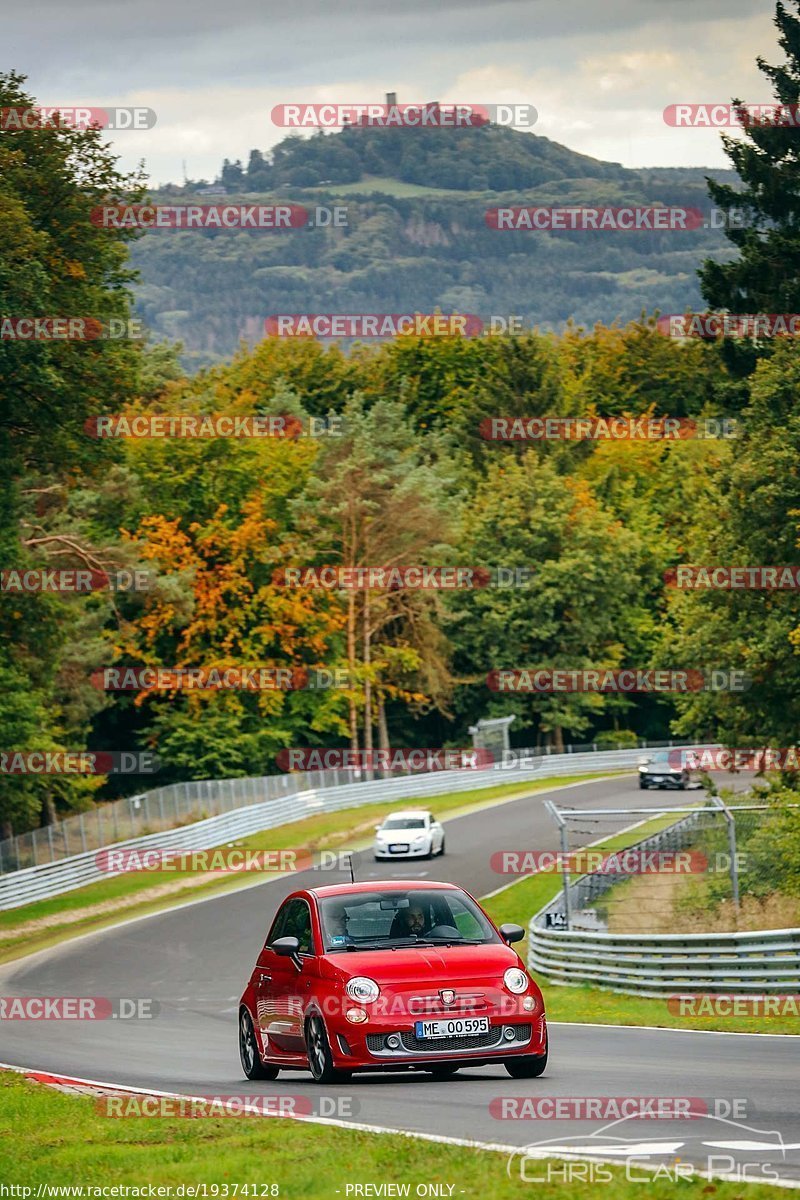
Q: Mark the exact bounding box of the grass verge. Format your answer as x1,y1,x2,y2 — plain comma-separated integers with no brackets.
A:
0,1072,791,1198
481,814,800,1035
0,772,621,967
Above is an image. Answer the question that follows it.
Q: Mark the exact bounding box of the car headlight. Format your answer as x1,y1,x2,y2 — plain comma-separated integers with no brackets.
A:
503,967,529,994
412,834,426,843
346,977,380,1004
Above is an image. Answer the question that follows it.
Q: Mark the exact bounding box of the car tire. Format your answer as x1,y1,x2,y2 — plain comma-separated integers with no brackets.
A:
427,1065,459,1079
438,835,446,856
639,781,648,790
423,840,433,860
305,1014,347,1084
239,1008,280,1080
504,1037,548,1079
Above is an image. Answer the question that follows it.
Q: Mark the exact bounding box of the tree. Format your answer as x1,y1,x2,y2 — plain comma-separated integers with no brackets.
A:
0,72,145,833
700,2,800,314
667,342,800,747
293,396,458,757
449,454,648,748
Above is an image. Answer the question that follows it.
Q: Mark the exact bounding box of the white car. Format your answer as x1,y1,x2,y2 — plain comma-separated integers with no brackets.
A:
373,810,445,860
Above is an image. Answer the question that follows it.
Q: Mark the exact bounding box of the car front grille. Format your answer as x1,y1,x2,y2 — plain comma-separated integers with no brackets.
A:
366,1024,532,1056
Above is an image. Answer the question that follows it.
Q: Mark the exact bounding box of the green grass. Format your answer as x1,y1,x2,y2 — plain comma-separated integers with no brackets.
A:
0,772,621,965
481,813,800,1035
0,1073,791,1198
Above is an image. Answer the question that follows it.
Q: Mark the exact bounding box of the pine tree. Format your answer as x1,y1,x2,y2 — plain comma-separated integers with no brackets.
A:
700,1,800,312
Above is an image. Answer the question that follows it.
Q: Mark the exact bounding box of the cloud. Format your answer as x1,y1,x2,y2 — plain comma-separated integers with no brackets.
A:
5,0,779,180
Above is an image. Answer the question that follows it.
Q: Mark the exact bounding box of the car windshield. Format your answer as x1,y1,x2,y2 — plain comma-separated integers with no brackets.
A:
318,889,499,952
381,817,425,830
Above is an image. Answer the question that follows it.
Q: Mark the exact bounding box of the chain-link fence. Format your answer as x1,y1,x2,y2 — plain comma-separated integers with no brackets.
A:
537,799,800,935
0,737,695,875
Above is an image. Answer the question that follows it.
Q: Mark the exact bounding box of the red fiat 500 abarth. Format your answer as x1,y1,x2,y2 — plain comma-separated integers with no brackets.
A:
238,880,547,1082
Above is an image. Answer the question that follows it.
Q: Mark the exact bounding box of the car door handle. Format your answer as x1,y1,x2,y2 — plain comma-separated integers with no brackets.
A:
258,971,271,984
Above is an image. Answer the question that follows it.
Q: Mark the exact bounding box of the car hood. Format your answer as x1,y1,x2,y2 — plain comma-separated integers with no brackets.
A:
325,941,520,984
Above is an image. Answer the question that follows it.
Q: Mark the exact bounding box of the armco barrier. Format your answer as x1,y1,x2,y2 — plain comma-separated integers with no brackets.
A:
528,922,800,995
0,737,698,874
0,744,670,910
528,811,800,995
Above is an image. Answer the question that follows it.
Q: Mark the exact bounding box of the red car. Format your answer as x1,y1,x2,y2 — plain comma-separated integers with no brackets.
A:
238,879,547,1083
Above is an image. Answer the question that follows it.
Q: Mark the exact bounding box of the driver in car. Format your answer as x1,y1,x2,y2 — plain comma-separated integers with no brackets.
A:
392,902,429,937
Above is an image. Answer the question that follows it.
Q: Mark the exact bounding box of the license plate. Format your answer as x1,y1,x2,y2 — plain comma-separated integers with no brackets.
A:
389,844,409,852
414,1017,490,1039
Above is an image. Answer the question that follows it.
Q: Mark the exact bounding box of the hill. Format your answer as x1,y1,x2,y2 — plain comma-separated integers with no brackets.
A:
131,121,739,367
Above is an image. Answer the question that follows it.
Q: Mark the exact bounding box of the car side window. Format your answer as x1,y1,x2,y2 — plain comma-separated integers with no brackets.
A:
266,900,291,945
281,898,315,956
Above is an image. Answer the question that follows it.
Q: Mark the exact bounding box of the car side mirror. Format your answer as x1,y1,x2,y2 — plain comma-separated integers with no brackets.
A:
499,923,525,944
271,935,302,969
374,825,382,832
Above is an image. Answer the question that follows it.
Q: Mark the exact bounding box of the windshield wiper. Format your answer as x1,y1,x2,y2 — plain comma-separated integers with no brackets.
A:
336,936,434,951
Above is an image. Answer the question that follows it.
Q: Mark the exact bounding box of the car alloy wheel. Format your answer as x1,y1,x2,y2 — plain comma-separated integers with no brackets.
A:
305,1013,349,1084
239,1008,279,1080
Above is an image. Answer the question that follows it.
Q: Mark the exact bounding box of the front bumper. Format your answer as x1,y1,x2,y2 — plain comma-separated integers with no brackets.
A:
332,1014,547,1069
374,841,430,858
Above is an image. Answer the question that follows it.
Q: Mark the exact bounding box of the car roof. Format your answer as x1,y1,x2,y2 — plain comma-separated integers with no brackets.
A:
309,880,458,898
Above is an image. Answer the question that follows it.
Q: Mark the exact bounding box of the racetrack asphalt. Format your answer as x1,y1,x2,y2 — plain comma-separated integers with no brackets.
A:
2,772,798,1186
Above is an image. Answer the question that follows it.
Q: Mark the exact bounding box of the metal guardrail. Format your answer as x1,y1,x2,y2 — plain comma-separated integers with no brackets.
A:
528,812,800,995
528,922,800,995
0,737,692,874
0,745,659,910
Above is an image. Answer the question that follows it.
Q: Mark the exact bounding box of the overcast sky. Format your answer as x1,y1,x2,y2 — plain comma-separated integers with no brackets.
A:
6,0,781,185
